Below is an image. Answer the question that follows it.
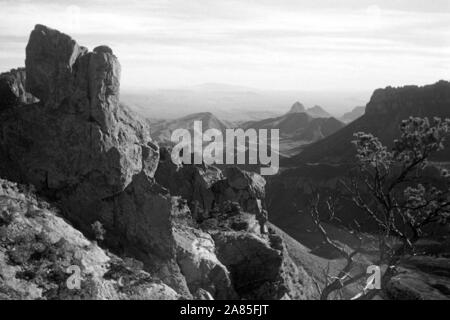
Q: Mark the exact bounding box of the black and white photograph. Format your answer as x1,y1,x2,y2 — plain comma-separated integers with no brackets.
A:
0,0,449,307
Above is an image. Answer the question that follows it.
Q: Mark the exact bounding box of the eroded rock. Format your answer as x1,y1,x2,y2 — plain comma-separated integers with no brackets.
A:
0,68,37,109
0,178,179,300
211,227,314,300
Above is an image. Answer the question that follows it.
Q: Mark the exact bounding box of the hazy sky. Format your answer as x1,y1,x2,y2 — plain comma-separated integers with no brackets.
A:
0,0,449,91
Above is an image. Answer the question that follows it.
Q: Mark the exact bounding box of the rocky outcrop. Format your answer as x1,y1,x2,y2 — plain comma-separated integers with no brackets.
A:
365,81,450,116
0,25,315,300
0,179,178,300
0,68,37,109
211,227,313,300
173,225,237,299
156,148,267,220
385,256,450,300
211,167,267,219
155,147,223,220
0,25,187,296
0,24,159,238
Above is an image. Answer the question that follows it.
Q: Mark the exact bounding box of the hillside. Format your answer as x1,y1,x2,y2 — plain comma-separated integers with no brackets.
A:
306,105,331,118
287,101,306,114
243,111,344,157
339,106,365,123
150,112,229,142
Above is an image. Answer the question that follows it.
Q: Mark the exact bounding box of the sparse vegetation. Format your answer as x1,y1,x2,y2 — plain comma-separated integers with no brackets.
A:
311,117,450,299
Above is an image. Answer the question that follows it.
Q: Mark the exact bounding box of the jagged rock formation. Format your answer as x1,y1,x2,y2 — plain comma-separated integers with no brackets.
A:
0,25,314,300
0,179,179,300
155,147,224,219
155,148,267,223
0,68,38,109
150,112,229,142
212,167,266,218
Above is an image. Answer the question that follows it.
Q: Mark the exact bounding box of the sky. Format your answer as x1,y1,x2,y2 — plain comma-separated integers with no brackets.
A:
0,0,449,92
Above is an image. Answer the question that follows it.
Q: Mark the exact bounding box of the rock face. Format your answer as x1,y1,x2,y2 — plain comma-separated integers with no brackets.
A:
365,81,450,116
0,25,159,230
0,179,179,300
0,25,186,296
212,167,267,219
156,151,267,224
155,147,224,220
173,225,237,299
0,68,38,109
0,25,314,300
385,256,450,300
212,229,312,300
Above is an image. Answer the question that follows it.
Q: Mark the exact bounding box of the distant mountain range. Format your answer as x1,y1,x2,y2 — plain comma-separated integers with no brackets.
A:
288,80,450,165
122,84,370,122
306,105,332,118
287,101,306,114
150,112,229,142
243,106,343,141
287,102,331,118
150,102,344,158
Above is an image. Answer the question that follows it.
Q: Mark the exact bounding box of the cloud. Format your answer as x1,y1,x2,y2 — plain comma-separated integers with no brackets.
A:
0,0,448,92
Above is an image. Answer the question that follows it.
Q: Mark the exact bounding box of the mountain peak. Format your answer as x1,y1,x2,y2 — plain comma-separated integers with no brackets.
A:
288,101,306,114
340,106,365,123
306,105,331,118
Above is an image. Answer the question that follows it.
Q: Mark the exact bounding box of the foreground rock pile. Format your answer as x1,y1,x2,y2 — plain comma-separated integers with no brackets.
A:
0,179,179,300
0,25,315,300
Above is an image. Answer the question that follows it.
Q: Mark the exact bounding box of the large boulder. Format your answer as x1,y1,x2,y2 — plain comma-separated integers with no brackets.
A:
384,256,450,300
173,224,237,299
211,228,314,300
211,167,267,228
0,24,159,228
155,146,223,220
